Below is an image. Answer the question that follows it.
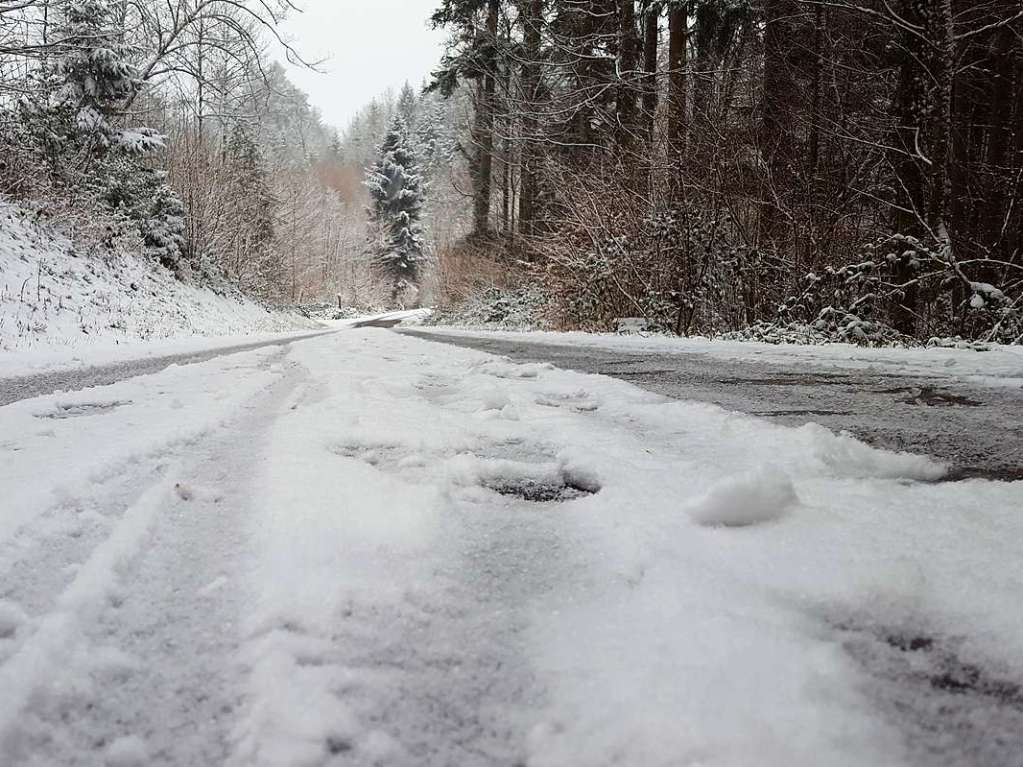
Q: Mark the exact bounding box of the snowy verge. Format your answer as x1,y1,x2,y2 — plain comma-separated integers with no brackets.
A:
416,326,1023,389
0,199,317,358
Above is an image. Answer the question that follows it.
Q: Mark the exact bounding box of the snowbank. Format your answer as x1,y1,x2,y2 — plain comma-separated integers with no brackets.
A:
0,200,315,356
418,326,1023,389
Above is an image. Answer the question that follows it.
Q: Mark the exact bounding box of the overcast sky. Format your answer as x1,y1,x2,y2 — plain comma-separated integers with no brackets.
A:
281,0,448,132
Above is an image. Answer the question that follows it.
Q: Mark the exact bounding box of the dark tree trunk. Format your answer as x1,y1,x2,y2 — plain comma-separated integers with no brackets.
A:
472,0,500,237
642,4,660,142
518,0,543,237
617,0,642,148
761,0,799,245
667,3,688,155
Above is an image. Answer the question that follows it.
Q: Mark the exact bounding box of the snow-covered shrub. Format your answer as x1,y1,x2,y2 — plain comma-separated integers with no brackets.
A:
99,166,186,269
540,182,762,334
429,286,550,330
771,234,1022,346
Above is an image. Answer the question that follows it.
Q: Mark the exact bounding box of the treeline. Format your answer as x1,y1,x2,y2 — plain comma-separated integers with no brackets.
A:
0,0,373,304
429,0,1023,343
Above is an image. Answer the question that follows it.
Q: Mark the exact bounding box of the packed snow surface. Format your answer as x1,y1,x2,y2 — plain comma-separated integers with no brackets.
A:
0,200,315,357
0,329,1021,766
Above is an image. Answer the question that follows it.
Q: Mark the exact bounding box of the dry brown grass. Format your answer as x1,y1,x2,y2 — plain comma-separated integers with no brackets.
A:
435,237,530,307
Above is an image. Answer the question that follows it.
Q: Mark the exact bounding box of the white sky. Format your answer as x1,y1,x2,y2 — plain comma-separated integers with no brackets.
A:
281,0,448,132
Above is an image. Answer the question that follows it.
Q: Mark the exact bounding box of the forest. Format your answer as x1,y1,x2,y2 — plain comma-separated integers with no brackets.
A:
2,0,1022,345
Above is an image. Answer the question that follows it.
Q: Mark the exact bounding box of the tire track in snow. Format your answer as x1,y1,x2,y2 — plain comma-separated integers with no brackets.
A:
0,351,308,766
331,490,572,767
0,330,332,407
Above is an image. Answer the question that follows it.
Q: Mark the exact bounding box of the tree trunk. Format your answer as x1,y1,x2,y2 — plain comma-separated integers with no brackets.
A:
925,0,954,234
617,0,641,148
667,3,688,156
642,4,659,142
761,0,798,245
518,0,543,237
472,0,500,237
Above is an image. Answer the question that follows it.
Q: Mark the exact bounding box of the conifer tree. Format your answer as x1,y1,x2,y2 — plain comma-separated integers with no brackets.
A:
53,0,161,154
365,117,427,305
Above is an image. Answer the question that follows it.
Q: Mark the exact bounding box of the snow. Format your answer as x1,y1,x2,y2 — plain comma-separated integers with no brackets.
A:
684,464,799,527
0,199,316,357
1,328,1021,766
104,736,148,767
416,326,1023,389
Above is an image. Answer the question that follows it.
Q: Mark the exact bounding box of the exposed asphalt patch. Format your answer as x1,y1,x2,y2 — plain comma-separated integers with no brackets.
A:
482,476,597,503
881,386,983,407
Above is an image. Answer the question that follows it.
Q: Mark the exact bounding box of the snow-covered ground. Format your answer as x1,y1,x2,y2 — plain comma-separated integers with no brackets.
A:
1,329,1021,766
0,201,316,358
419,326,1023,390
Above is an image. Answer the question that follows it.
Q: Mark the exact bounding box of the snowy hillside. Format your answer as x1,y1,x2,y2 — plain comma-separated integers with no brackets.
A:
0,201,315,354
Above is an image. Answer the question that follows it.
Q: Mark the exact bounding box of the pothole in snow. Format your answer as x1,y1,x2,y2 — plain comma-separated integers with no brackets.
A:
35,400,133,419
482,477,596,503
477,461,601,504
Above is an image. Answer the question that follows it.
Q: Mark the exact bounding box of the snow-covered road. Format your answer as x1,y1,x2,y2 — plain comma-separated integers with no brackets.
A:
1,330,1022,767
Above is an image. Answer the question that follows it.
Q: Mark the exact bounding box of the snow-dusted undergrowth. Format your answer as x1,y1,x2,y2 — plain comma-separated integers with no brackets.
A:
0,200,314,354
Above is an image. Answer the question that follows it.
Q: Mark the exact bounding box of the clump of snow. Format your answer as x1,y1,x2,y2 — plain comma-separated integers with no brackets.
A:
0,199,315,353
685,464,798,527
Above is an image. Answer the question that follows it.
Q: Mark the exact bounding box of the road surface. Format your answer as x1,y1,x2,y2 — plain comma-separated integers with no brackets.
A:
1,329,1021,767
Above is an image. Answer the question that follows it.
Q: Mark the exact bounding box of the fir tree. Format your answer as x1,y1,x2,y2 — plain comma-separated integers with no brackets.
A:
53,0,162,154
365,117,427,305
397,82,420,131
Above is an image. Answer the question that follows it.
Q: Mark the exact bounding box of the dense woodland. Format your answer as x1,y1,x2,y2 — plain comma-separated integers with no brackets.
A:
428,0,1023,343
2,1,1022,344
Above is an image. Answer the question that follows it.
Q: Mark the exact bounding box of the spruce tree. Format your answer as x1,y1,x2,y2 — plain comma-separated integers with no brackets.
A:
53,0,161,154
365,117,426,306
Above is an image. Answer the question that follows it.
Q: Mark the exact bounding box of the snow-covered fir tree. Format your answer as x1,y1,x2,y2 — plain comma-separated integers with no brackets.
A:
365,117,427,306
396,82,420,132
52,0,161,154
